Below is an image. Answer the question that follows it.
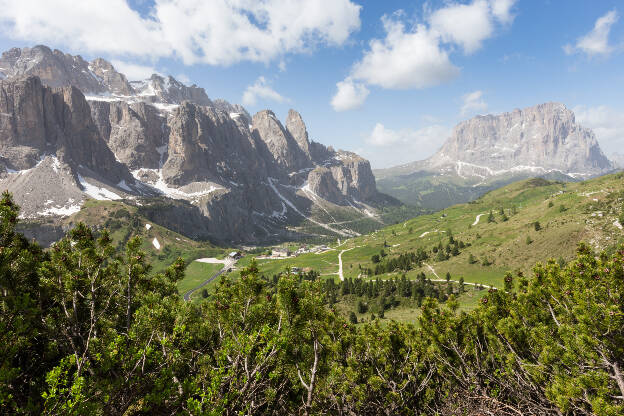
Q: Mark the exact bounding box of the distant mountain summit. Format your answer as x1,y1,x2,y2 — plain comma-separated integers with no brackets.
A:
0,45,213,108
376,103,615,209
0,45,133,95
428,102,612,177
0,45,395,244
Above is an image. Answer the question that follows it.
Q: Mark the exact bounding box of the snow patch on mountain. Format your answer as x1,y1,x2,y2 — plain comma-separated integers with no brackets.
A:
131,169,222,201
78,174,121,200
39,203,81,217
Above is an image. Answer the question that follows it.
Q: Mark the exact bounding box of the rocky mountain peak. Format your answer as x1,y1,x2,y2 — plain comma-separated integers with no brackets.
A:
0,45,134,96
88,58,134,96
213,99,251,124
427,102,613,178
286,109,311,158
252,110,311,172
0,45,390,244
131,74,212,106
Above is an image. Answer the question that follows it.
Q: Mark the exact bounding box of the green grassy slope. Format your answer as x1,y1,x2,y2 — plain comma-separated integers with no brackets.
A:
65,200,225,273
375,169,580,211
226,173,624,321
177,261,225,300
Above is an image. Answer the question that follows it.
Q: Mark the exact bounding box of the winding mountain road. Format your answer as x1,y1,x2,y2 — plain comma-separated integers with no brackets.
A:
183,258,236,301
472,213,485,226
338,247,357,281
423,262,497,289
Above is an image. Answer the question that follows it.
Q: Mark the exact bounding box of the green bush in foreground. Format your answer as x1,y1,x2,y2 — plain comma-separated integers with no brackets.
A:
1,192,623,415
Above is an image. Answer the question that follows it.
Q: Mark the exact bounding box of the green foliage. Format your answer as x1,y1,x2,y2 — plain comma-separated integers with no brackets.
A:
534,221,542,231
526,235,533,245
3,195,624,415
368,248,429,275
436,250,448,262
0,192,46,414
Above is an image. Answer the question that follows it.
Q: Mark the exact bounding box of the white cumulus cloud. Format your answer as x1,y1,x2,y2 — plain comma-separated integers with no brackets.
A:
242,77,288,107
490,0,517,24
332,0,517,111
460,90,488,116
363,123,451,168
351,18,460,90
331,78,370,111
564,10,619,57
429,0,494,54
0,0,361,66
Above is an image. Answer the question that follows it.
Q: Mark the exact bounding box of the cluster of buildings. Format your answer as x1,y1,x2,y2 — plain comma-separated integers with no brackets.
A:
270,244,331,259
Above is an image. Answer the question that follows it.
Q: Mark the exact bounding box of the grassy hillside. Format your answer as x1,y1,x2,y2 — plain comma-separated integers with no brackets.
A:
177,261,225,299
223,173,624,321
374,168,580,211
65,200,225,273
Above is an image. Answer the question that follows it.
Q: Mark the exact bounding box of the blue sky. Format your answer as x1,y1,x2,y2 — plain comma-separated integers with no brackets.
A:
0,0,623,168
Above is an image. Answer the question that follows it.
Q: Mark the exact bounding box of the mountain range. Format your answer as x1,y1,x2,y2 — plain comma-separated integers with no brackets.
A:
0,45,618,245
0,45,396,244
375,102,616,210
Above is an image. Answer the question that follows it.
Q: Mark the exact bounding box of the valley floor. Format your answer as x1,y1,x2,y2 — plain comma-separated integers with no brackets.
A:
209,173,624,321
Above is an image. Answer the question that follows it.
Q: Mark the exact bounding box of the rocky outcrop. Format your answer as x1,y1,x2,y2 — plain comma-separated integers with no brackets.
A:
303,152,378,204
0,46,213,108
0,45,390,244
90,100,167,170
163,103,269,186
286,109,311,158
54,85,130,182
0,45,133,95
331,154,378,200
131,74,212,106
427,102,613,177
0,76,48,168
89,58,134,95
213,99,251,124
307,167,344,203
252,110,311,172
0,76,128,181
